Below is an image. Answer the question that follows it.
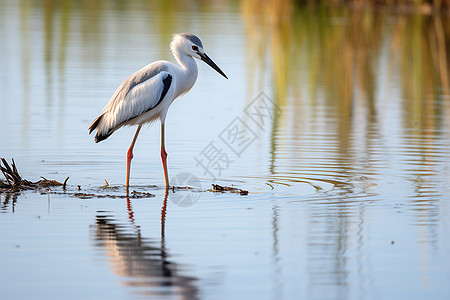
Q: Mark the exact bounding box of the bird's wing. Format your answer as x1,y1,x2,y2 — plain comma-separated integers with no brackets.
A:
89,62,173,142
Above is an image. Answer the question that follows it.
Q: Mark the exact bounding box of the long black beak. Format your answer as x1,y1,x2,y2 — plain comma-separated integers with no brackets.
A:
199,52,228,79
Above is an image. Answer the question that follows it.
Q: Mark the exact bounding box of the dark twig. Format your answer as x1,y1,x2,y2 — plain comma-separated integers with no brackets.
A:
211,184,248,195
63,177,69,190
0,163,12,186
11,158,19,178
1,158,65,191
1,158,22,186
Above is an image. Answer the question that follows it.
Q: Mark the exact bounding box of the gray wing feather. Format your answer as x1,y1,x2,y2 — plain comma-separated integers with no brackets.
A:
112,62,169,102
89,62,172,142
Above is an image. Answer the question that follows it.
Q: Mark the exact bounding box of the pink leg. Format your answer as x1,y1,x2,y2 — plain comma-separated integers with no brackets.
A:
161,122,169,188
126,125,142,195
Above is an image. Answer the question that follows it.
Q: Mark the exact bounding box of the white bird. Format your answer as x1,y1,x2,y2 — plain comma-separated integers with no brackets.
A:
88,33,227,193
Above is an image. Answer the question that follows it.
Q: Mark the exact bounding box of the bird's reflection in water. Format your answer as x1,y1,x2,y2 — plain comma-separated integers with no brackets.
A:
91,190,198,299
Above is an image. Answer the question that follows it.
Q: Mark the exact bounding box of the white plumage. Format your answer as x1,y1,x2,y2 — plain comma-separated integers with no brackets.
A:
89,33,227,192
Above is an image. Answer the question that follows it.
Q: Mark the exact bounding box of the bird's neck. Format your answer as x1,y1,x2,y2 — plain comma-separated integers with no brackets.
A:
173,50,198,93
174,50,198,72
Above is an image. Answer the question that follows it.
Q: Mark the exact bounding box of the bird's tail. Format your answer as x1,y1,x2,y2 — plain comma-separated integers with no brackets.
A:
88,113,112,143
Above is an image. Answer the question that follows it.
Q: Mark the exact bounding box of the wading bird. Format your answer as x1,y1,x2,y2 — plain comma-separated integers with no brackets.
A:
88,33,227,193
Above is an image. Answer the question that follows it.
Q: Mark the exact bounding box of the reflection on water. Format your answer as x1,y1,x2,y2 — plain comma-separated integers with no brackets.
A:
242,1,450,210
91,193,198,299
1,1,450,299
0,193,18,214
242,2,450,298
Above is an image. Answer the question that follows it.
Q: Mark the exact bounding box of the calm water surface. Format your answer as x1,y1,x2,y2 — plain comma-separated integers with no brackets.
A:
1,1,450,299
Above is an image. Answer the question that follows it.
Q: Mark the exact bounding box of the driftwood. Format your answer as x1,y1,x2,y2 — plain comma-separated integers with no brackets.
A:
0,157,156,199
0,158,68,191
210,184,248,195
68,190,155,199
1,158,247,198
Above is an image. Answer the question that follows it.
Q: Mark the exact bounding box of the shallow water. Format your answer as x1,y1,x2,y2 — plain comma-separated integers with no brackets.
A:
1,1,450,299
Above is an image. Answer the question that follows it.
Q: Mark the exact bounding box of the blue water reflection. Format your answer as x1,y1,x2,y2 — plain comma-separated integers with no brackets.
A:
91,194,199,299
1,1,450,300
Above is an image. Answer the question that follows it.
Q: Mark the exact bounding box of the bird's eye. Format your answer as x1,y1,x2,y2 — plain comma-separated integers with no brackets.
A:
192,45,198,51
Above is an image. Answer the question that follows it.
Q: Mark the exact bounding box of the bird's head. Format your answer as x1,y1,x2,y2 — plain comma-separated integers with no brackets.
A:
171,33,228,79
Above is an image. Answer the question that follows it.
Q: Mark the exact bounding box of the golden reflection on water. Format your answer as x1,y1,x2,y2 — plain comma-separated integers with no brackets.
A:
241,1,450,191
242,2,450,106
241,1,450,295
